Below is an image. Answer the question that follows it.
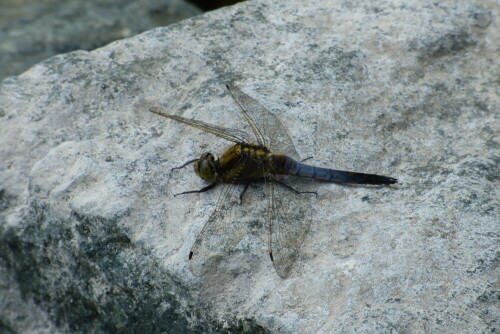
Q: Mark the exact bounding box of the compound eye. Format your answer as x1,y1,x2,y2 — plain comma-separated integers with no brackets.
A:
194,153,217,181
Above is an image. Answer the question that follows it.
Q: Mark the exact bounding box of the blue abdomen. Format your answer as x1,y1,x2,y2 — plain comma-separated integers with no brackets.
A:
282,157,397,185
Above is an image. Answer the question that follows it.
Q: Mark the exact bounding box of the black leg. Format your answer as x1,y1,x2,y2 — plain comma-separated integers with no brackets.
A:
300,156,313,163
174,182,217,197
239,184,250,204
274,180,318,196
171,158,199,172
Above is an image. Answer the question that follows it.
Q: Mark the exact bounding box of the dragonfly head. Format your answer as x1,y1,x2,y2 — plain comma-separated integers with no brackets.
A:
194,152,217,181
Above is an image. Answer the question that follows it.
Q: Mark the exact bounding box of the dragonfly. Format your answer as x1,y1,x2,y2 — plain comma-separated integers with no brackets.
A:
149,84,397,278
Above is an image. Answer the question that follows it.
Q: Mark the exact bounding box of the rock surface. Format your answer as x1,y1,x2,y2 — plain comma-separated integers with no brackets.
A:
0,0,201,81
0,0,498,333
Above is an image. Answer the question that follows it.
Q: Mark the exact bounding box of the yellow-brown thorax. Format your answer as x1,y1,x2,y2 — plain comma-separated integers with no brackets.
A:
194,143,286,183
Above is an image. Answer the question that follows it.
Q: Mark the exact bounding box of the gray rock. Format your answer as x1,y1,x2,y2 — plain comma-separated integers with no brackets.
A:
0,0,202,81
0,0,498,333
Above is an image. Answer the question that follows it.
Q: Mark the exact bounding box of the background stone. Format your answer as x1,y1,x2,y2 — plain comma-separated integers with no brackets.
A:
0,0,201,80
0,0,498,333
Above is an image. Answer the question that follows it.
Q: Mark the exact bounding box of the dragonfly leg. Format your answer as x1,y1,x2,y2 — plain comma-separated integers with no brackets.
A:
274,180,318,196
171,158,199,172
239,183,250,204
300,156,313,163
174,182,217,197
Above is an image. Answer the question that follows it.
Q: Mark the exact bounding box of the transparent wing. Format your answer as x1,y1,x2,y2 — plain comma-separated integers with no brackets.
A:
226,84,300,160
188,158,253,276
265,175,313,278
149,107,253,144
187,187,243,276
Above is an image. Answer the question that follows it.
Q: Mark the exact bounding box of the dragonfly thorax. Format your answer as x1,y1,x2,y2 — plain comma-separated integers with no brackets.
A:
194,152,217,181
